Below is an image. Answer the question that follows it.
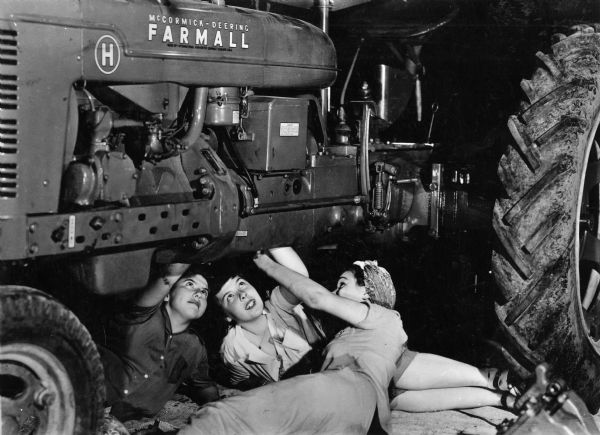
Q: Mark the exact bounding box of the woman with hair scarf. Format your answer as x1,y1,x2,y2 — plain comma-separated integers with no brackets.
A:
337,260,520,413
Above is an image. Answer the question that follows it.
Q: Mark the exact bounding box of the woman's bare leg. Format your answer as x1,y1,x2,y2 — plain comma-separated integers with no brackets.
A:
390,387,509,412
395,353,490,390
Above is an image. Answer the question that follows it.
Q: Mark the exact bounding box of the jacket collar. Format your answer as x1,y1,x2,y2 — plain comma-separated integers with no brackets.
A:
229,312,310,364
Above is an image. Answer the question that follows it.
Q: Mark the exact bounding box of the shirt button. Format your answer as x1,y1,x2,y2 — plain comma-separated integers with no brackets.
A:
160,355,165,360
144,374,149,379
123,389,129,395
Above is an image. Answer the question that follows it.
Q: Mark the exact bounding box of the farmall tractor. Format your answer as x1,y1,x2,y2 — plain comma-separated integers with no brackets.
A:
1,0,600,433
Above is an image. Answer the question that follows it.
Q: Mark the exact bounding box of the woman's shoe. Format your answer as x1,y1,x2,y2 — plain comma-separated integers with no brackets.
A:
491,369,523,397
500,391,517,410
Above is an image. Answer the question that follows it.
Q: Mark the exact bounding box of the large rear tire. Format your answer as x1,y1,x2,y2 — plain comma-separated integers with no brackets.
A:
0,286,105,434
492,25,600,411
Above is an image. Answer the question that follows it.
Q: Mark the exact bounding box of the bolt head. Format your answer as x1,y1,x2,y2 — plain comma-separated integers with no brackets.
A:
34,389,55,408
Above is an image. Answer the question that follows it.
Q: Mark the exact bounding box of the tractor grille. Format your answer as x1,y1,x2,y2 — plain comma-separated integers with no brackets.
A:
0,28,18,199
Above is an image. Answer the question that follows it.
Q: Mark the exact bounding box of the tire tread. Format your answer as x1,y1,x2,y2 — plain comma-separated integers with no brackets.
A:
0,286,105,433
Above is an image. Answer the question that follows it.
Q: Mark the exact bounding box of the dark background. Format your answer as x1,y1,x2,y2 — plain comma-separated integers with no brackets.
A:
321,0,599,367
197,0,600,371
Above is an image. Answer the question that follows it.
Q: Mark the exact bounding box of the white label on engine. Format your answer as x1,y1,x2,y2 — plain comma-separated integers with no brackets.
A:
235,230,248,237
68,215,76,248
280,123,299,137
233,110,239,124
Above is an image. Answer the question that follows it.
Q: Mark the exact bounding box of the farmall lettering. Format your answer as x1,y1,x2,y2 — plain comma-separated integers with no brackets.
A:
148,14,249,51
95,34,121,74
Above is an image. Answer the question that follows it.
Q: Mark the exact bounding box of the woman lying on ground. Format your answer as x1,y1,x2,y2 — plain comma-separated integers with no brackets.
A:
179,252,409,434
336,261,520,412
216,249,520,412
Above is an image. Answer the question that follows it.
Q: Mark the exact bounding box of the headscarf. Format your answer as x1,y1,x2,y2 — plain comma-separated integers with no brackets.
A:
353,260,396,309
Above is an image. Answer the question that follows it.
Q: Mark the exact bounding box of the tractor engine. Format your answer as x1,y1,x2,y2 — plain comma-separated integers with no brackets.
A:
0,0,469,294
62,84,220,209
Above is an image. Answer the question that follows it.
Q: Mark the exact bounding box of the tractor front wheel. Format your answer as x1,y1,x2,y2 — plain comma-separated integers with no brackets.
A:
0,286,105,433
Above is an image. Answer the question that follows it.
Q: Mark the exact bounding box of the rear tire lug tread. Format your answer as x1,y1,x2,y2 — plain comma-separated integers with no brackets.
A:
533,116,587,148
521,209,562,254
518,80,593,126
497,155,520,197
535,51,563,79
502,162,565,226
492,252,524,301
523,68,560,103
493,214,534,279
551,33,568,44
507,115,541,172
504,267,551,326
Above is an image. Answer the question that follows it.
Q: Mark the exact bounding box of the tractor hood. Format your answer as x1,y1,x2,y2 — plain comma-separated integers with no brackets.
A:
1,0,337,89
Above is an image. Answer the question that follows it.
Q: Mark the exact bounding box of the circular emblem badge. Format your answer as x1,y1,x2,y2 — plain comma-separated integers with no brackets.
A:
94,35,121,74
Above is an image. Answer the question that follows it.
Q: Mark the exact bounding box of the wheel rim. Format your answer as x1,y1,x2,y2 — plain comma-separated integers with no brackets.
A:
577,113,600,352
0,343,75,434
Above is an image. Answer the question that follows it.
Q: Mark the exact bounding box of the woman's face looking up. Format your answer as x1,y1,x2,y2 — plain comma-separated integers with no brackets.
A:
336,271,369,303
216,276,264,323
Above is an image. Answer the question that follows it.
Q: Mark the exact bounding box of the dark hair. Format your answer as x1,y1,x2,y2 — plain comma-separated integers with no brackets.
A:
207,255,255,297
347,264,365,286
169,264,212,294
210,274,247,303
165,259,245,298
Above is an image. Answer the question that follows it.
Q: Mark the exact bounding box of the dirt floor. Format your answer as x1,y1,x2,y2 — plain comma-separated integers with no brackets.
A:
120,391,600,434
121,392,512,434
390,407,515,435
389,407,600,434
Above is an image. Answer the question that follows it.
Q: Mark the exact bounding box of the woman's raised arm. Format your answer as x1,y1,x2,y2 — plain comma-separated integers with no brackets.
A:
253,251,368,325
135,262,190,307
267,247,308,305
